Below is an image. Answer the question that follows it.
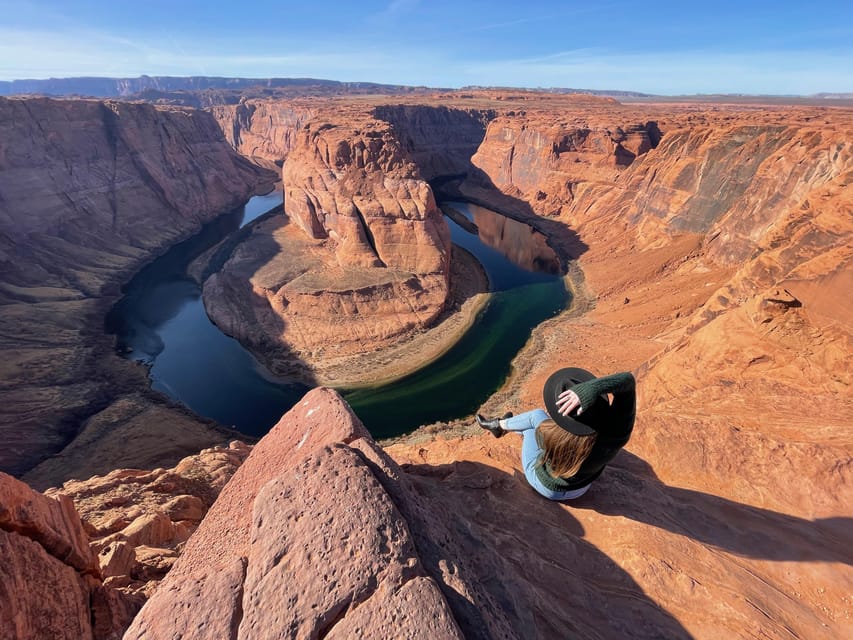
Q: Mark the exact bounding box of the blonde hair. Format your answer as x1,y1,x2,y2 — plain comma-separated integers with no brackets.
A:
538,419,597,478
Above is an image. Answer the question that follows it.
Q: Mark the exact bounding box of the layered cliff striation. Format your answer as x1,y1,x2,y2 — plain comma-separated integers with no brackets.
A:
0,96,276,480
202,104,499,385
209,100,315,167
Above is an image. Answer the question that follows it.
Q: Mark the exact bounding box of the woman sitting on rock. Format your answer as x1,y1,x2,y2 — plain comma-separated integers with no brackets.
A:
477,368,636,500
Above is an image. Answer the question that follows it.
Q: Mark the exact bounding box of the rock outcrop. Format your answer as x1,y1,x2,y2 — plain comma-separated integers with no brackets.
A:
50,441,249,601
126,388,514,639
202,107,457,384
2,441,250,639
1,471,118,639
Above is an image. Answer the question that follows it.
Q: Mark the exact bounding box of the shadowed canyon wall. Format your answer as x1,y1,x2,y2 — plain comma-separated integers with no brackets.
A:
209,100,315,167
372,104,496,179
0,97,276,479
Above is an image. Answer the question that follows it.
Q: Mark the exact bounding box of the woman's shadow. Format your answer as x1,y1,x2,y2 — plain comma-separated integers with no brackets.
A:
573,451,852,566
401,448,850,640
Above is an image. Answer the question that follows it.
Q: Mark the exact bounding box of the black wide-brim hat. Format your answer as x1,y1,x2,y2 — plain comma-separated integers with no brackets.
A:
543,367,609,436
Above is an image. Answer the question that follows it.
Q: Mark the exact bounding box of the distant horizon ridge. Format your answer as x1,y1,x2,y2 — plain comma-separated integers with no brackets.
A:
0,74,850,100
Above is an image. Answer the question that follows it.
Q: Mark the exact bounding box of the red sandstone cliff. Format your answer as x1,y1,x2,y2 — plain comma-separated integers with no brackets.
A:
201,107,460,384
1,94,850,639
209,100,315,167
0,97,276,481
440,101,853,637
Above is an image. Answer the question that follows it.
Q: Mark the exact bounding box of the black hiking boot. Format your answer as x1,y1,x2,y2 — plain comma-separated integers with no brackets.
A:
476,412,513,438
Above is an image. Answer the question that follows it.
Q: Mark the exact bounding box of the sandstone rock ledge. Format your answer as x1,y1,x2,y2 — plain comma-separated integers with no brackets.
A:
125,387,513,639
1,440,252,639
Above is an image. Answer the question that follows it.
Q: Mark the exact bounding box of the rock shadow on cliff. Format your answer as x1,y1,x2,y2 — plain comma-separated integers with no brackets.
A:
575,451,852,566
200,216,322,388
400,457,693,639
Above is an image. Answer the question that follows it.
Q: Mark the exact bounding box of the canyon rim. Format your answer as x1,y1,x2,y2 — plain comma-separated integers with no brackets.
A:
0,84,850,640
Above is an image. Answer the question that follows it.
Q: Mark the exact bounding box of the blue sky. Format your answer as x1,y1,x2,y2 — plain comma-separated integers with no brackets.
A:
1,0,851,94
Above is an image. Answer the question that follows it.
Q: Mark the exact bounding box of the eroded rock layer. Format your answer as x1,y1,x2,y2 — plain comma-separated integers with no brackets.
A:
1,440,251,639
202,105,462,383
126,389,512,639
0,96,276,479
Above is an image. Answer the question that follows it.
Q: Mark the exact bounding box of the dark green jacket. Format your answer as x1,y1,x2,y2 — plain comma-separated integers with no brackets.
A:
534,372,636,492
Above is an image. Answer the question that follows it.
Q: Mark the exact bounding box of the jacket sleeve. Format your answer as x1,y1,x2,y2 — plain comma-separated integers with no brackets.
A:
571,372,636,437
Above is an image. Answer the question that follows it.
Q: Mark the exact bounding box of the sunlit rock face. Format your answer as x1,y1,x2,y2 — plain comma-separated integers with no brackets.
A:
0,96,275,477
202,108,460,383
450,101,852,639
209,100,315,167
1,470,119,640
283,119,451,272
126,389,511,640
468,115,661,218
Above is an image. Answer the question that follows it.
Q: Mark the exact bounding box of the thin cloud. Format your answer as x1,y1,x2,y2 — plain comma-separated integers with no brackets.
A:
371,0,420,22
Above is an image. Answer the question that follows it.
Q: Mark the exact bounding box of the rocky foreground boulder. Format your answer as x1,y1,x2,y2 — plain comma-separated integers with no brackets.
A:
1,441,251,639
125,387,513,639
0,471,122,639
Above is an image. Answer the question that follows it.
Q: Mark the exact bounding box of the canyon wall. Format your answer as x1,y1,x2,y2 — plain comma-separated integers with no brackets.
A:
0,96,276,480
465,106,852,511
209,100,315,166
469,113,661,218
1,94,849,638
446,102,852,637
372,104,496,179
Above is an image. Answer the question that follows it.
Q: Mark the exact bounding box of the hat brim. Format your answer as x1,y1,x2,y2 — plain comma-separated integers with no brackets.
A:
543,367,603,436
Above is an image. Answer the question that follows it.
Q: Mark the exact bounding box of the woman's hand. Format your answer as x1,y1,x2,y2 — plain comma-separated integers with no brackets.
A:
556,389,582,416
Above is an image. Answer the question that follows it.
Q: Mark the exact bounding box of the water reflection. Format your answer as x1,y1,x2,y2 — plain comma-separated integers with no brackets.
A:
442,201,560,291
467,203,560,275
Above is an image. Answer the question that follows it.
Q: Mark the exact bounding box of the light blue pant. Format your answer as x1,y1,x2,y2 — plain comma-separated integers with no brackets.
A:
503,409,591,501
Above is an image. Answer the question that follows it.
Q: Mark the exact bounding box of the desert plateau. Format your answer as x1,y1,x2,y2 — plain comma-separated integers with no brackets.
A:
0,7,851,635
